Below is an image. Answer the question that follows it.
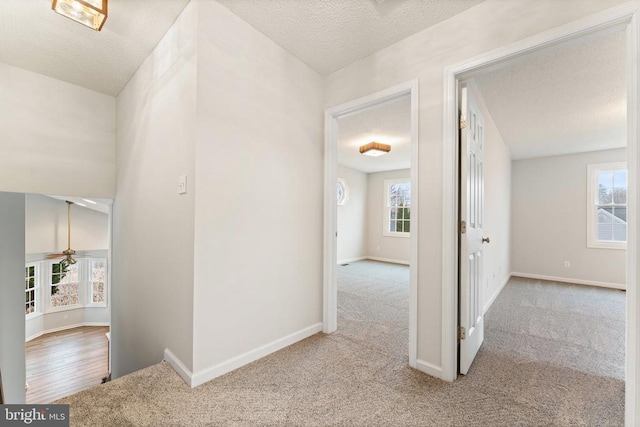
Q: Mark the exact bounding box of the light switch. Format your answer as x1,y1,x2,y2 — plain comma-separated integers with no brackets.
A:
178,175,187,194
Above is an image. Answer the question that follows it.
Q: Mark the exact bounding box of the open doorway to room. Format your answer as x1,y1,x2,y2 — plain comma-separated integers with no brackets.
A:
24,194,112,403
446,14,634,425
324,80,419,369
335,93,412,362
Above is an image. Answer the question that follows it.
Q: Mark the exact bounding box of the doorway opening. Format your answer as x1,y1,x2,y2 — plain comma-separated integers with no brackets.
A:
24,193,112,403
324,80,419,368
443,5,639,424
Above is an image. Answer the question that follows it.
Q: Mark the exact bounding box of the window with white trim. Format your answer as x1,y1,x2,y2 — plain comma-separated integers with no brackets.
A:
384,178,411,237
25,263,39,317
587,162,627,249
88,259,107,306
50,260,80,309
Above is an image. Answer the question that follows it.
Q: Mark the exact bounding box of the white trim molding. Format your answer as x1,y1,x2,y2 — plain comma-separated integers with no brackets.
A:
442,4,640,424
415,359,442,378
165,323,323,388
511,272,626,291
337,256,367,265
323,79,419,369
365,256,410,266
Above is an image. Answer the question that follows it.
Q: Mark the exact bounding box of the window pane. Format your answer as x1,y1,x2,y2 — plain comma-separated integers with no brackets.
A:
613,224,627,242
92,261,105,281
598,223,613,241
52,263,60,274
50,283,79,308
613,187,627,204
599,188,613,204
613,170,627,188
390,220,396,232
613,206,627,223
390,208,397,220
598,171,613,189
598,207,613,224
405,220,411,233
93,282,105,303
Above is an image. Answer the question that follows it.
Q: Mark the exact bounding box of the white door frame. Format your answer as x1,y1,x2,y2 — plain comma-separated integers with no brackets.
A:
323,79,419,368
441,3,640,424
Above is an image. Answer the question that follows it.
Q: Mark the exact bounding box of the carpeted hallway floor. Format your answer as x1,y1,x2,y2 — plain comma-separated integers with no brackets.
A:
58,261,625,426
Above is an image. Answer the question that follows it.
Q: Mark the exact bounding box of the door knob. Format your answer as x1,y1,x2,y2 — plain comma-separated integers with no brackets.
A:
482,237,490,244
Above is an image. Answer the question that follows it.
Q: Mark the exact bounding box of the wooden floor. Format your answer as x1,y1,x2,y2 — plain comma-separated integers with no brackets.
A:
26,326,109,404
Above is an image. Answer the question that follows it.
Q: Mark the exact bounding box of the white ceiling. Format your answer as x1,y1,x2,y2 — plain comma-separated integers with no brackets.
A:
472,30,627,160
47,195,111,214
0,0,485,96
0,1,625,162
337,95,411,174
216,0,485,75
0,0,191,96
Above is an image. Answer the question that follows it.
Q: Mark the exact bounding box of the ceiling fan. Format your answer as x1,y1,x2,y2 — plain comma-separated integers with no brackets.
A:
46,201,77,265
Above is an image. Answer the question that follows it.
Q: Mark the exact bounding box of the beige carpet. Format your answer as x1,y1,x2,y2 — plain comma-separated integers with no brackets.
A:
58,262,625,426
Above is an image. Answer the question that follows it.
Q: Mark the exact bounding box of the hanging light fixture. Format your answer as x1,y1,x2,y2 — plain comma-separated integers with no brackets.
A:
359,141,391,157
52,0,108,31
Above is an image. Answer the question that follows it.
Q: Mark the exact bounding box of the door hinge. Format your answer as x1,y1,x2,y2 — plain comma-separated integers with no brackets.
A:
460,220,467,234
458,326,466,340
459,114,467,129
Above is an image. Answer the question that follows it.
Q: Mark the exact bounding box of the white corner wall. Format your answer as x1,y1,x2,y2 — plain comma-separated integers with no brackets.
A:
191,0,324,380
0,192,26,403
337,165,368,263
0,63,115,198
367,169,411,264
511,148,627,287
324,0,628,373
468,81,512,312
112,1,197,377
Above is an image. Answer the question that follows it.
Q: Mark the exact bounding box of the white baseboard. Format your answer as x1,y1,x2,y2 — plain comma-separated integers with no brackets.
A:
365,256,410,266
163,348,193,386
337,256,366,264
165,323,323,388
26,321,110,342
511,272,625,290
483,274,511,314
415,359,443,379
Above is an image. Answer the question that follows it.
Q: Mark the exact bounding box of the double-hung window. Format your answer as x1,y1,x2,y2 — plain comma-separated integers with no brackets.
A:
88,259,107,306
50,260,80,309
384,178,411,237
25,263,39,317
587,162,627,249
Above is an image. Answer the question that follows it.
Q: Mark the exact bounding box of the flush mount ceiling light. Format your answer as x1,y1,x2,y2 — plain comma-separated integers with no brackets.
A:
52,0,108,31
359,141,391,157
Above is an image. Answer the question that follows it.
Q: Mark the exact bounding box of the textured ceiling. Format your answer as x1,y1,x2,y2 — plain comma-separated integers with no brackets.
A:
472,30,627,160
0,0,191,96
215,0,485,75
338,95,411,174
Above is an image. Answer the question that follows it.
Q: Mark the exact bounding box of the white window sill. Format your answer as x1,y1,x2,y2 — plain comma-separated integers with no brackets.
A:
587,241,627,250
26,312,42,320
383,232,411,238
46,304,83,314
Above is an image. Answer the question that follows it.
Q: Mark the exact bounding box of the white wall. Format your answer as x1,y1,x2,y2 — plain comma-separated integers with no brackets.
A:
25,194,109,254
112,1,197,376
367,169,411,264
337,165,368,263
0,63,115,198
323,0,628,373
191,0,324,378
511,148,627,287
468,81,512,312
0,192,26,403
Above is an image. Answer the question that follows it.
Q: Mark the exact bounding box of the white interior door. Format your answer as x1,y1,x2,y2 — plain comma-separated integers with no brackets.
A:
459,83,486,375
